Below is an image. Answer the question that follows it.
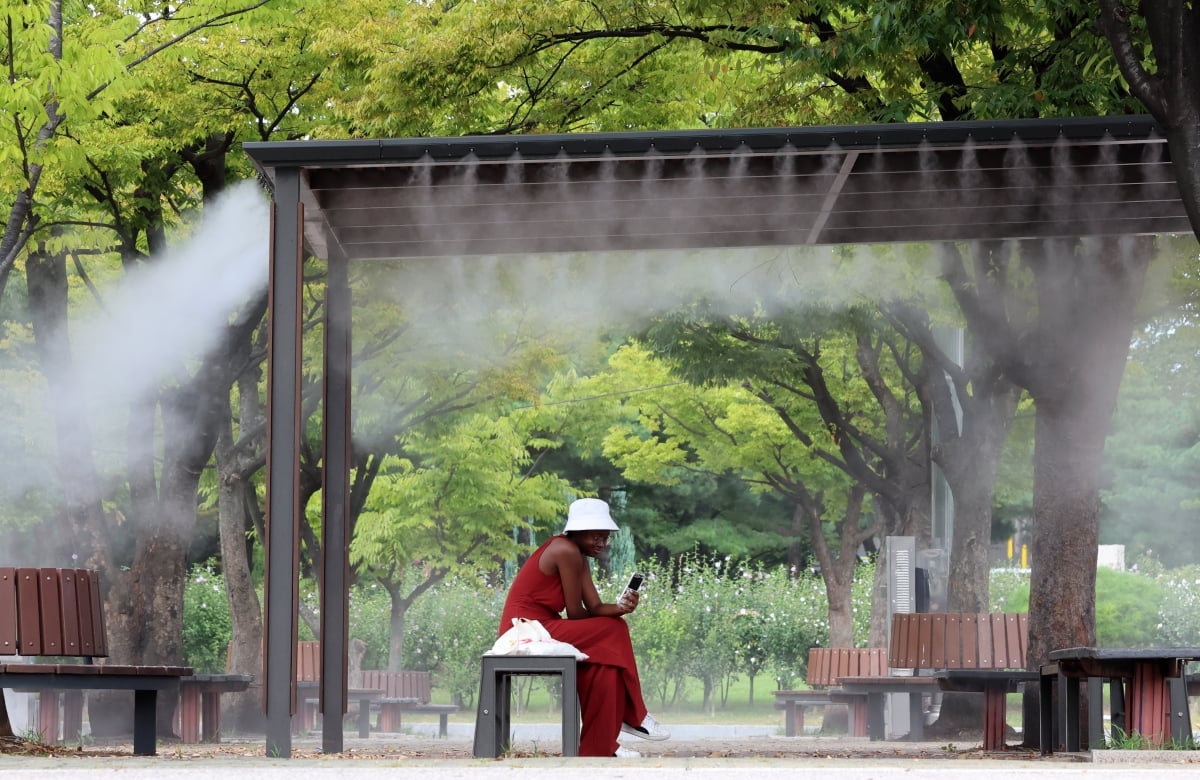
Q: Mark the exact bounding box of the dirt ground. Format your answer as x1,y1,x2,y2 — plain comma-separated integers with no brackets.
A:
0,730,1072,762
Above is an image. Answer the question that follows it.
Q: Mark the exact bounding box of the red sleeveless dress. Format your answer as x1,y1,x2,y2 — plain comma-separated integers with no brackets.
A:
499,535,649,756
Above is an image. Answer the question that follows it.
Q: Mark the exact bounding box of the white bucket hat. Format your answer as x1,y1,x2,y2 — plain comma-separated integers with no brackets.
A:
562,497,619,532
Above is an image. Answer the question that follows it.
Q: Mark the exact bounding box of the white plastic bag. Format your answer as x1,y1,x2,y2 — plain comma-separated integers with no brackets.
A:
485,617,589,660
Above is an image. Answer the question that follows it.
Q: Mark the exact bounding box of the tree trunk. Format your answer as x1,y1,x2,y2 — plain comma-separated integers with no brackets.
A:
1023,236,1150,669
216,366,266,732
387,588,408,674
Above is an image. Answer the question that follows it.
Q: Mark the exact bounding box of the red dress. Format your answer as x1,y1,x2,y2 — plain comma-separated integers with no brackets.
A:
499,535,649,756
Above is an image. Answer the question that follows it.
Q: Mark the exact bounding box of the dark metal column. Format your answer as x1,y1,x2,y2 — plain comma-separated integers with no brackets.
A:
264,167,303,758
320,246,352,753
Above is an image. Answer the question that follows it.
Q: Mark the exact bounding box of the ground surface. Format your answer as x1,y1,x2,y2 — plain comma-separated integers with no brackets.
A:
0,730,1072,762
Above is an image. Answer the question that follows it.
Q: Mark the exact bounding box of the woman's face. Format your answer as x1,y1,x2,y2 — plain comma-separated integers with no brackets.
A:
571,530,611,558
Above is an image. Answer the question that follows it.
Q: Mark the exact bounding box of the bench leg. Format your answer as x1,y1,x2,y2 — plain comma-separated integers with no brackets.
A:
473,664,501,757
37,691,59,744
438,712,448,738
378,702,399,732
1169,675,1190,745
357,695,372,738
1039,669,1054,755
561,665,578,757
1062,674,1081,752
907,692,924,740
179,685,202,743
1086,677,1105,749
132,689,157,756
866,693,885,740
202,691,222,743
1110,677,1126,740
982,683,1006,750
62,691,83,743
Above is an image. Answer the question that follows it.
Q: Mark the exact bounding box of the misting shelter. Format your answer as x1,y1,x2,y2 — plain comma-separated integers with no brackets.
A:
243,115,1188,757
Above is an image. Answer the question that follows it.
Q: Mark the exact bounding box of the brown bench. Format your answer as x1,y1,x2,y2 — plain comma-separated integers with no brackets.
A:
360,669,459,736
886,611,1034,750
0,566,192,755
772,647,884,736
289,640,385,738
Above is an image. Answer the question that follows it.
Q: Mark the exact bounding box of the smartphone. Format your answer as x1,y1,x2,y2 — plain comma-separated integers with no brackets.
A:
620,572,644,607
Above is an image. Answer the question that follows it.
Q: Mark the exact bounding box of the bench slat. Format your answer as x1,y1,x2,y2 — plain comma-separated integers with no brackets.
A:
0,569,16,655
38,570,65,655
889,612,1029,671
932,613,948,668
60,570,82,655
17,569,43,655
962,613,980,668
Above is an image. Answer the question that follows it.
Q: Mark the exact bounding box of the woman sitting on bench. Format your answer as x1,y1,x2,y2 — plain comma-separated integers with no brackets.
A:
499,497,669,757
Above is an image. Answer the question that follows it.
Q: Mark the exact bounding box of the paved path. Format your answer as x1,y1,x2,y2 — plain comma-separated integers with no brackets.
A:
3,728,1198,778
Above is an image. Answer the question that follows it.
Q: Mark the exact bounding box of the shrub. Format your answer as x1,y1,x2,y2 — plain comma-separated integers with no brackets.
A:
990,565,1171,646
182,560,233,673
1095,567,1166,646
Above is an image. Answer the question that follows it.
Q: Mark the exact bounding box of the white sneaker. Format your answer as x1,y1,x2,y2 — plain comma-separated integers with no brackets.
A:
620,712,670,741
614,745,641,758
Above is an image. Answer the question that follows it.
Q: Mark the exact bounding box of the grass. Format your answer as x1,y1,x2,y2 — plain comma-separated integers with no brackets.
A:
1103,725,1199,750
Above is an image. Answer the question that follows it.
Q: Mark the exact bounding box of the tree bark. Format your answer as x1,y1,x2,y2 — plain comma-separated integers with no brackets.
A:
217,359,267,732
1022,236,1150,667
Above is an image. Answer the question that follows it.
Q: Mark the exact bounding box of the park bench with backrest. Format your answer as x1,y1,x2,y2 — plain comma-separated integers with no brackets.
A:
286,642,459,737
0,566,192,756
359,668,460,736
772,647,884,737
839,611,1033,749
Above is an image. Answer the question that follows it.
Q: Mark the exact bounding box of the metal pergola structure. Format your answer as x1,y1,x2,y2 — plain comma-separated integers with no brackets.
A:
242,114,1189,757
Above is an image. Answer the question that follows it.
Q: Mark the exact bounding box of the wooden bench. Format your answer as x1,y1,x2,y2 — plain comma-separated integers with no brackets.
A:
0,566,192,755
887,611,1034,750
360,669,460,736
289,640,386,738
772,647,884,736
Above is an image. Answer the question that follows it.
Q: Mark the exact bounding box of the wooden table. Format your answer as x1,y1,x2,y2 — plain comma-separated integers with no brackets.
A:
1040,646,1200,753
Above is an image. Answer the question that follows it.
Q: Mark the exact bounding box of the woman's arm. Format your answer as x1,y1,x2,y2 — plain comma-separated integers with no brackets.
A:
544,539,635,619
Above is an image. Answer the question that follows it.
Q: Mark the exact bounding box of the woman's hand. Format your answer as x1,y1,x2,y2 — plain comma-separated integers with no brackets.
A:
617,589,640,614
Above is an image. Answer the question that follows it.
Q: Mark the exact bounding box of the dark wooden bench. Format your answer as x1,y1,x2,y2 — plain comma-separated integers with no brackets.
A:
0,566,192,755
360,669,460,736
887,611,1034,750
772,647,884,736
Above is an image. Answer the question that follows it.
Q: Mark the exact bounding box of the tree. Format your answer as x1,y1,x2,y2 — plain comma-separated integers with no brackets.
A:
1099,2,1200,239
310,1,1157,665
351,411,571,669
631,296,936,649
0,0,328,735
593,342,873,649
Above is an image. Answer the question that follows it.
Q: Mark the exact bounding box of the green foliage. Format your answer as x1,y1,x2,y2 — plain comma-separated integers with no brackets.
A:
1102,311,1200,567
400,577,507,707
348,583,393,671
182,561,233,673
1155,565,1200,646
990,565,1175,647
